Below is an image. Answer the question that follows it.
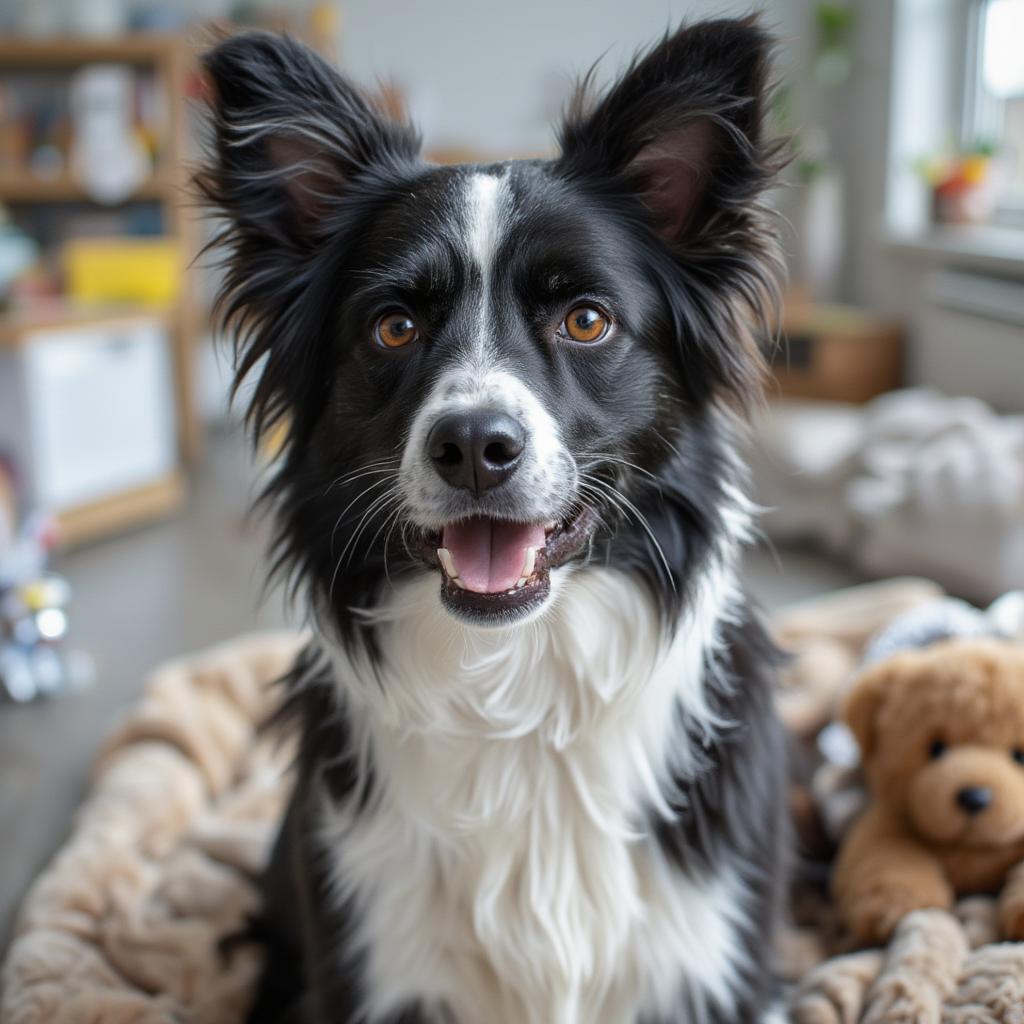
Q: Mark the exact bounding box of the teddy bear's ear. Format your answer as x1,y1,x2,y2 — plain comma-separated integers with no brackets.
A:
841,662,894,760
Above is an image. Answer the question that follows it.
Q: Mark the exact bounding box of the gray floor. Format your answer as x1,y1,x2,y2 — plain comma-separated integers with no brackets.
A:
0,427,859,949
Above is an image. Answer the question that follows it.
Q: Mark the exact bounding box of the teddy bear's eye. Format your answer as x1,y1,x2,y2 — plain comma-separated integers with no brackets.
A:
929,739,948,760
1013,748,1024,766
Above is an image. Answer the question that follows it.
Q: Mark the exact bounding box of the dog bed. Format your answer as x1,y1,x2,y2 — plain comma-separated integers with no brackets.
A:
0,632,303,1024
2,582,1022,1023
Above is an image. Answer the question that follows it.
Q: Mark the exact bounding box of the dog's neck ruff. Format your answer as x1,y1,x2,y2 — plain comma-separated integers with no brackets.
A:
314,518,752,1024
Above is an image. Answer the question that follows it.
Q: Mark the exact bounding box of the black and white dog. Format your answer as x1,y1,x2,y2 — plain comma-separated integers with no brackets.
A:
200,16,788,1023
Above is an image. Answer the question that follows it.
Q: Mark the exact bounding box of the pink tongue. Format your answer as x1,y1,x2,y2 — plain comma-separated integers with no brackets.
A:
442,518,546,594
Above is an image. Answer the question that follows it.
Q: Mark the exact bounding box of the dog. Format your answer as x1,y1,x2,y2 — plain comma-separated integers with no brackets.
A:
199,16,789,1023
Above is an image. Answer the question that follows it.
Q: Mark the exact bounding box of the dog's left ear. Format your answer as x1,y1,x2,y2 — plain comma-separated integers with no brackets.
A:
199,31,421,244
557,17,778,244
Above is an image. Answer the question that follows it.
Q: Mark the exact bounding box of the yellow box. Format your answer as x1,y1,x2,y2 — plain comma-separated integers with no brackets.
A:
63,237,181,306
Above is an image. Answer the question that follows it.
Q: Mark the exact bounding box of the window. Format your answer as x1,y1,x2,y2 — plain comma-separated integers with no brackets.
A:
964,0,1024,223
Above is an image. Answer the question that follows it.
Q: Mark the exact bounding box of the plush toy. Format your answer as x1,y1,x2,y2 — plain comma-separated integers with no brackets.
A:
832,638,1024,947
0,455,92,702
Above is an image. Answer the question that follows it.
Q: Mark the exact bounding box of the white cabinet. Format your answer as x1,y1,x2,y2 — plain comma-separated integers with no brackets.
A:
911,269,1024,414
0,314,180,537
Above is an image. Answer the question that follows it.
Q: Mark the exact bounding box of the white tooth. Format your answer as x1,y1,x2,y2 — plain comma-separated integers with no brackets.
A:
521,546,536,578
454,577,467,590
516,577,527,588
437,548,457,579
544,521,557,531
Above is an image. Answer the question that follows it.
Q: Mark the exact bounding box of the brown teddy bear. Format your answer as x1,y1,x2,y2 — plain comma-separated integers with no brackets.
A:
832,638,1024,947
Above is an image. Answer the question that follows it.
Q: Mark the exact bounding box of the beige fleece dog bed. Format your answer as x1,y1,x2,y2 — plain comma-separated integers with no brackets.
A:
2,582,1022,1023
0,632,302,1024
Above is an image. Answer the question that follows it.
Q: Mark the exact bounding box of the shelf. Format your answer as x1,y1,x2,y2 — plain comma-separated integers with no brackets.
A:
0,30,202,467
0,34,186,67
0,300,175,348
0,170,174,204
55,471,186,548
885,224,1024,278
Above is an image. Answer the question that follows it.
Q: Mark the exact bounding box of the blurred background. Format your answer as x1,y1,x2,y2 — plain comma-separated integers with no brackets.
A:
0,0,1021,945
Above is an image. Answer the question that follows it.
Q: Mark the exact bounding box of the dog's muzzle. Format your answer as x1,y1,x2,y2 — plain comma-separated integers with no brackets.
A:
401,370,593,625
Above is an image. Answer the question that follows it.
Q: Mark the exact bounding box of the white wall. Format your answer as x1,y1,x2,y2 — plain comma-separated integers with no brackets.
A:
333,0,812,157
823,0,895,305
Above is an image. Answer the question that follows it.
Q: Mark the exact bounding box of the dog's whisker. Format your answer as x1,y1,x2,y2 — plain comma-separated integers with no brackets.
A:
578,452,659,481
344,497,403,572
339,487,400,556
339,490,402,570
380,506,405,589
651,428,685,463
323,458,401,496
329,476,399,558
328,488,401,600
368,501,406,583
578,474,676,592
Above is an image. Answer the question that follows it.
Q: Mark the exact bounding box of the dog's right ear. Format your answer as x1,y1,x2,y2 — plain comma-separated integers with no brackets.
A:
196,33,420,440
198,31,420,244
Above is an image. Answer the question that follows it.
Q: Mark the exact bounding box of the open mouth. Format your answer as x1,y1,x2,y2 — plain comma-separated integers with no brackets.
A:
415,506,596,622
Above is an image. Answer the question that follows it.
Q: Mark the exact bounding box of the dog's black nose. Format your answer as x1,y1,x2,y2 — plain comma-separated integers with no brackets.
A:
427,410,526,495
956,786,993,815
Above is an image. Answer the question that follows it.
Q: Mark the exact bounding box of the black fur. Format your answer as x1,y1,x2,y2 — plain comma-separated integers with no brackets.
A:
198,17,788,1024
647,611,789,1023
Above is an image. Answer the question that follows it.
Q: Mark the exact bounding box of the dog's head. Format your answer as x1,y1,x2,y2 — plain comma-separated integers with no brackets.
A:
198,20,782,633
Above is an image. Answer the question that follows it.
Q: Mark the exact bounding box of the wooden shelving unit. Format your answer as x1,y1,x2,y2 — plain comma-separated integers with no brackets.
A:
55,472,186,548
0,32,201,463
0,170,174,203
0,33,202,545
0,34,193,67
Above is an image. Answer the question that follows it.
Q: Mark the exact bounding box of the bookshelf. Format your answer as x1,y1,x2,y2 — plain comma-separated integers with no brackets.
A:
0,170,174,203
0,33,203,545
0,32,201,464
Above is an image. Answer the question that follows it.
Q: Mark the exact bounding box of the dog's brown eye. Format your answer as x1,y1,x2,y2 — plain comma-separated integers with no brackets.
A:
561,306,609,344
930,739,948,760
1013,748,1024,766
375,312,419,349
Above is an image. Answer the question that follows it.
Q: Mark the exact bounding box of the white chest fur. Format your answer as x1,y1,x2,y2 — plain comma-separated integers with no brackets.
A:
318,566,751,1024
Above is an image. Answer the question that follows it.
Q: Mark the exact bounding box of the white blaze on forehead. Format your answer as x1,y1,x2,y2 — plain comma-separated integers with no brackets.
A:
464,170,508,357
466,171,505,274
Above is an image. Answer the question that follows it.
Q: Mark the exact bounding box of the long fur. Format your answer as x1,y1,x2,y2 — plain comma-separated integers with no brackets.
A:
198,17,790,1024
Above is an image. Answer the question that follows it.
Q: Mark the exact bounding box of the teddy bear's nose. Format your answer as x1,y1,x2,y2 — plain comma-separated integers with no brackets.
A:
956,786,993,815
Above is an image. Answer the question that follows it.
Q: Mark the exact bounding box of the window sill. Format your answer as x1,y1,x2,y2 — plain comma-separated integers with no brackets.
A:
885,223,1024,277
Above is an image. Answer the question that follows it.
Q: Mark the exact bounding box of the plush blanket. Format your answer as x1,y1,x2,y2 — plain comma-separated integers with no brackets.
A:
0,632,303,1024
1,580,1019,1023
750,389,1024,602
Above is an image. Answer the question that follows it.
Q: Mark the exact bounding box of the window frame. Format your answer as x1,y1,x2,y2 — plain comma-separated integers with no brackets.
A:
961,0,1024,227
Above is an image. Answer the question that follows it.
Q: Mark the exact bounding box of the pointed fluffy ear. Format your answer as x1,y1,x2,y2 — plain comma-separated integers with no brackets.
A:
841,662,896,761
198,31,420,243
196,33,420,440
557,17,780,244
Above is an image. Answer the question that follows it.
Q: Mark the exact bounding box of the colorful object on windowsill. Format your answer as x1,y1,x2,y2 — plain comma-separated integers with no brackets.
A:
918,145,1004,225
